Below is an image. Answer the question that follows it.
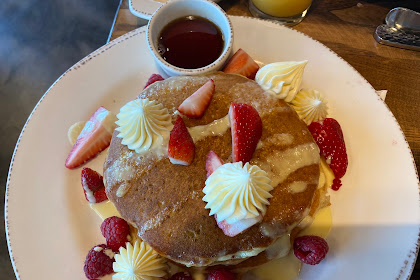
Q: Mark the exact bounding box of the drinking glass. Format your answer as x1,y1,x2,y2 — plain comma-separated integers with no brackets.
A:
248,0,312,26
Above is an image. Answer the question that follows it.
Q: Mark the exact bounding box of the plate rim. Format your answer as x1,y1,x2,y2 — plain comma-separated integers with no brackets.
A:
5,15,420,280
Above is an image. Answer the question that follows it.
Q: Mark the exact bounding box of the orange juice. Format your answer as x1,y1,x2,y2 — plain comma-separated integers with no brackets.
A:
251,0,312,18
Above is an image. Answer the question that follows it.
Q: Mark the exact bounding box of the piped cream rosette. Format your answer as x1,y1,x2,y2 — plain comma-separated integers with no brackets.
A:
115,98,173,156
203,162,273,224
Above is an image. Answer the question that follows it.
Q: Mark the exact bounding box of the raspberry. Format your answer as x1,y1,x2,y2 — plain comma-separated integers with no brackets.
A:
207,269,236,280
83,244,114,279
100,216,130,252
81,168,108,203
81,168,104,191
293,235,329,265
169,272,193,280
144,73,164,89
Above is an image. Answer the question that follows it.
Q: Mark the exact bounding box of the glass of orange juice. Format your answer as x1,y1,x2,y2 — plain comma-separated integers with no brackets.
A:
248,0,312,26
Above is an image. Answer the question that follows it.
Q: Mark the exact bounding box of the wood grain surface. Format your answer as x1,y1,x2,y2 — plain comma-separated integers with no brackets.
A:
109,0,420,278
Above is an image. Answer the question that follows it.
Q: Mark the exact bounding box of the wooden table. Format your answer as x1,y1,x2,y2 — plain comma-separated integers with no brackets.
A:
109,0,420,278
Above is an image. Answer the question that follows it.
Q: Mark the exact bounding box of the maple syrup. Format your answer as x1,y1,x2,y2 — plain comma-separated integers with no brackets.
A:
158,16,224,69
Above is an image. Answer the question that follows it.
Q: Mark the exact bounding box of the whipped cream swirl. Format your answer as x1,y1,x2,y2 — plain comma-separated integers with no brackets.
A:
291,88,328,125
116,99,172,155
113,240,167,280
203,162,273,224
255,61,307,102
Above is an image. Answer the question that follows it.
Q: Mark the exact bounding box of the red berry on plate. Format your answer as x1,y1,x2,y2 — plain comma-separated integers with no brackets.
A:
100,216,130,252
169,272,193,280
207,269,236,280
168,116,195,165
178,79,215,118
293,235,329,265
65,106,117,169
308,118,348,190
144,73,164,89
81,168,104,192
81,168,108,203
84,244,114,279
229,103,262,163
205,150,224,177
222,48,259,80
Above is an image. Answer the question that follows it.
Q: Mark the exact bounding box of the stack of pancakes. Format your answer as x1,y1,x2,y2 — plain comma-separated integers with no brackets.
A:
104,72,329,270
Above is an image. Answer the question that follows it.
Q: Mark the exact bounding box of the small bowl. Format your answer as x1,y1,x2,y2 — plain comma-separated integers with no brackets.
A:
147,0,233,77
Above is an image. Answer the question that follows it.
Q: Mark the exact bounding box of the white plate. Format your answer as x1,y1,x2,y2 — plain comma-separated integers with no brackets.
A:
5,16,420,280
129,0,220,19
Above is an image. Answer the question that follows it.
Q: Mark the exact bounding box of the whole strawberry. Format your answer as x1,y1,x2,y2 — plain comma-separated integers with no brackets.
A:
100,216,130,252
308,118,348,190
84,244,114,279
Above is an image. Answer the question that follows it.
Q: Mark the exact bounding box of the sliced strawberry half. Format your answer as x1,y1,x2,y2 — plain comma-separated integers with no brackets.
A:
81,167,108,203
178,79,214,118
143,73,164,89
168,116,195,165
222,49,259,80
205,150,224,177
65,106,117,169
308,118,348,190
228,103,262,163
216,214,262,237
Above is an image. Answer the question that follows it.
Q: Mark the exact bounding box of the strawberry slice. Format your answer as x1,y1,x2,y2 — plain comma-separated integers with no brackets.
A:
216,214,262,237
168,116,195,165
65,107,117,169
222,49,259,80
81,168,108,203
178,79,214,118
205,150,224,177
143,73,164,89
308,118,348,190
228,103,262,163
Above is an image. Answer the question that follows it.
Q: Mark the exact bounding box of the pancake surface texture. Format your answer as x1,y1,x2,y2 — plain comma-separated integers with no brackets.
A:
104,72,320,267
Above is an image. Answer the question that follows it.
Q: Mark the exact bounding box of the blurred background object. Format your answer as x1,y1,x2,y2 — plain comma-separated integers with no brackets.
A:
0,0,120,277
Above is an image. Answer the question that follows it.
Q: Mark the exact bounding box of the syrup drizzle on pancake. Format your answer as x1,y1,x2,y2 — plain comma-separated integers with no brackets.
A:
256,143,320,187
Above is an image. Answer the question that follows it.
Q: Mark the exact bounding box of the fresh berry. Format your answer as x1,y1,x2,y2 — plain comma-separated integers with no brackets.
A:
168,116,195,165
144,73,164,89
293,235,329,265
207,269,236,280
228,103,262,163
205,150,224,177
216,214,262,237
81,168,108,203
178,79,214,118
84,244,114,279
81,168,104,192
169,272,193,280
100,216,130,252
222,49,259,80
65,107,117,169
308,118,348,190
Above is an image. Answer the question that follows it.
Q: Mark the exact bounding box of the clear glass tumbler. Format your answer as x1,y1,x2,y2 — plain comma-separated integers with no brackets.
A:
248,0,312,26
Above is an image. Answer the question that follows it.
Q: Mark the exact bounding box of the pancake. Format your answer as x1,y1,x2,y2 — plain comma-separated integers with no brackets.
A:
103,72,321,267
